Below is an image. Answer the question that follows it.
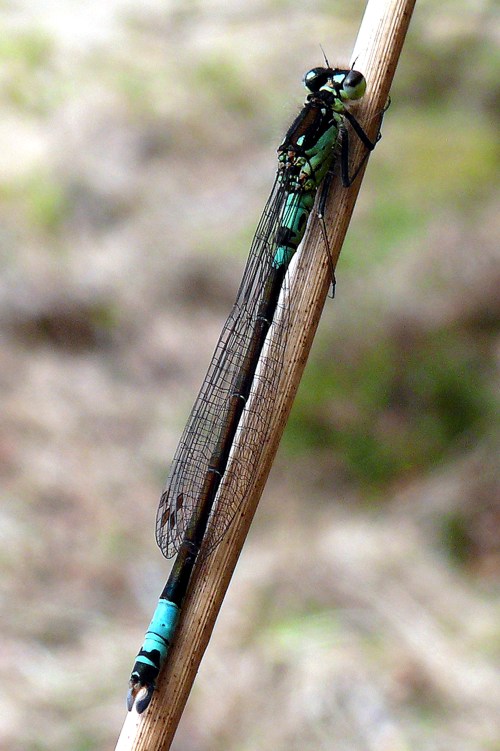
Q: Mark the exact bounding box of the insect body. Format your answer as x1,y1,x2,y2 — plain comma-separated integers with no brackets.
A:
127,64,383,714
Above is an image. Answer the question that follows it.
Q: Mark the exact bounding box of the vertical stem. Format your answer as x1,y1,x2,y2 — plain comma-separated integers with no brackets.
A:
116,0,417,748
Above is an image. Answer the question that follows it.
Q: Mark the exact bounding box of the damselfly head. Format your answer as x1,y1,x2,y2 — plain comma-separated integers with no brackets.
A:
303,66,334,93
304,66,367,102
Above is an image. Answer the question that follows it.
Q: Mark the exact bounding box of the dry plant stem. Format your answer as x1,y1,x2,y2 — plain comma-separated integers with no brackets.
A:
116,0,416,748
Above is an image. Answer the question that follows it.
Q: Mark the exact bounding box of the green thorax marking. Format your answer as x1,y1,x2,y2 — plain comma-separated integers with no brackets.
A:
277,86,345,193
272,91,345,268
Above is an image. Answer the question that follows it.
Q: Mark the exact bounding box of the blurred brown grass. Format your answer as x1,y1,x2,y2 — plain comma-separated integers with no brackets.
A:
0,2,498,750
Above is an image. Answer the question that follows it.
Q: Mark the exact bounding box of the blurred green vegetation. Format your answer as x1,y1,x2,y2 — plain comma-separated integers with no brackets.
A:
4,170,69,234
0,29,60,113
1,2,499,749
287,325,496,489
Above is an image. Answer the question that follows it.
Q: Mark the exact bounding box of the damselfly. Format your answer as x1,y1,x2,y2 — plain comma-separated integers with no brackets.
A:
127,62,385,713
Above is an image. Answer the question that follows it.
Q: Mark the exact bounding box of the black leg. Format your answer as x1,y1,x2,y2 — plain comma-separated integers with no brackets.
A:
340,98,391,187
316,173,337,297
343,109,379,151
318,167,334,219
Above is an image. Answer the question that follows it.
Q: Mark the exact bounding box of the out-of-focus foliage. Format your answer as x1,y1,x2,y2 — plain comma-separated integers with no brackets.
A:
0,2,498,750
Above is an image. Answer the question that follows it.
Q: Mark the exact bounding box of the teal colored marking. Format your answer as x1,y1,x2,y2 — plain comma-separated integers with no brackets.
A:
273,245,294,268
138,599,179,665
273,191,316,268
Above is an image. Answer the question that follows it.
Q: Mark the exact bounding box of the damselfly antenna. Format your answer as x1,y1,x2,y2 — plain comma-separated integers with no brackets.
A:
319,44,330,69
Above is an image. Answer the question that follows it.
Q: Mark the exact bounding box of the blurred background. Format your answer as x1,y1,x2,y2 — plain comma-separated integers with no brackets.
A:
1,1,499,749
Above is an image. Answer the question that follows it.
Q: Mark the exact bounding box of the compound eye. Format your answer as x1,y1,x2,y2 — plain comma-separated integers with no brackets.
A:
303,67,332,93
342,69,367,100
